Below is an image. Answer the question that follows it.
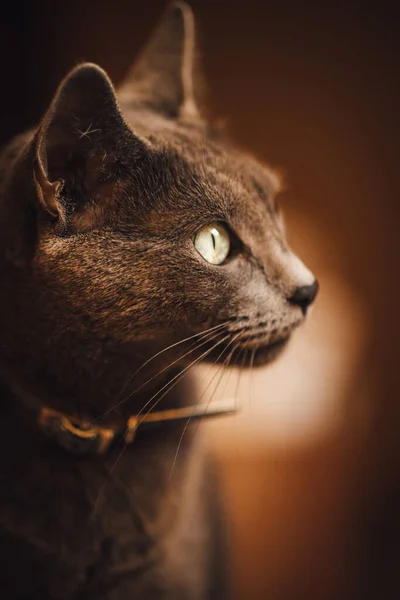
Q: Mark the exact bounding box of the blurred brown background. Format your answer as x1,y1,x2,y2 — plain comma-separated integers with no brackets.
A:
1,1,399,598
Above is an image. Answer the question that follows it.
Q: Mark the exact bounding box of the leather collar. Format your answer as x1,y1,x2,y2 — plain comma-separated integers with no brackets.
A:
37,399,237,455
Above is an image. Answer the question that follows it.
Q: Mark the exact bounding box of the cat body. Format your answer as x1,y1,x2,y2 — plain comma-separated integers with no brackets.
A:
0,2,317,598
0,381,224,599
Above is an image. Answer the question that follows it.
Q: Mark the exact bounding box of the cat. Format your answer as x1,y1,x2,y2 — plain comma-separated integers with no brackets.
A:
0,1,318,599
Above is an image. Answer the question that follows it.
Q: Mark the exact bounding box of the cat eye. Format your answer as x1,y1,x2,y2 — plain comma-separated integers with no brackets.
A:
193,223,230,265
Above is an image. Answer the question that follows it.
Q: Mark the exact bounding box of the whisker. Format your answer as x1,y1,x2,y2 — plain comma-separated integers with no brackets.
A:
235,348,247,411
95,325,230,422
116,321,230,400
200,337,241,419
135,332,233,427
197,335,242,411
249,347,256,410
168,333,242,477
189,334,242,415
215,342,241,407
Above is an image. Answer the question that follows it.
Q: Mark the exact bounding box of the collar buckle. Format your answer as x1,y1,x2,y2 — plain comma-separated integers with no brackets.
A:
38,407,115,454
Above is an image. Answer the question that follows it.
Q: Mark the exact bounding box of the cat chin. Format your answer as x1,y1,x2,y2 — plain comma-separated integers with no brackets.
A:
247,337,289,367
202,336,290,368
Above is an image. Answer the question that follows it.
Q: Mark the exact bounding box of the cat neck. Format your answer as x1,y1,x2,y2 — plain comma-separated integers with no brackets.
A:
0,372,201,466
0,364,235,462
0,353,196,419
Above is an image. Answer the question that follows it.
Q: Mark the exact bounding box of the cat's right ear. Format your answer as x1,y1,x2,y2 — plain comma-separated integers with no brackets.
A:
34,63,147,224
119,1,206,120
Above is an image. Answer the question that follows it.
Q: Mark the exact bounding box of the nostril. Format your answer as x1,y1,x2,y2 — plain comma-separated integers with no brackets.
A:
289,280,319,314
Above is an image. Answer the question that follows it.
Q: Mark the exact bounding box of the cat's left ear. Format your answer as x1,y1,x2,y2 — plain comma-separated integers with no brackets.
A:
35,63,146,222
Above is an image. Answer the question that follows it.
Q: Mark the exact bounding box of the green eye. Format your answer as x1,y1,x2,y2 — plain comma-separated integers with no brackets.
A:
193,223,230,265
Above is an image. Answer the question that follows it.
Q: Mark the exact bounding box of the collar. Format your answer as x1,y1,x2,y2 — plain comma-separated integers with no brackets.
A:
37,399,238,455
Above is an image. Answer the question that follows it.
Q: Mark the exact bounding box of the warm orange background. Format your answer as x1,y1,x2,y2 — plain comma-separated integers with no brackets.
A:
1,1,399,598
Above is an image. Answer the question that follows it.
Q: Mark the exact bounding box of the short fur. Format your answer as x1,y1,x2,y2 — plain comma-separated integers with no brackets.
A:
0,2,317,598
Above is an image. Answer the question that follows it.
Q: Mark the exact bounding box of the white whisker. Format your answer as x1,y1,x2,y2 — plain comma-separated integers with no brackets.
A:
136,332,233,426
117,321,230,399
96,324,230,422
168,332,242,477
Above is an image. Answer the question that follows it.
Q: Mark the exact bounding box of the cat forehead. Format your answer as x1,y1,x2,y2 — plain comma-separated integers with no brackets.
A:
182,149,280,221
123,104,281,197
197,152,280,201
142,124,280,205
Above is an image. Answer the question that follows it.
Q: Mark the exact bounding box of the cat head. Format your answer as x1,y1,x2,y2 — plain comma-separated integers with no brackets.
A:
0,2,317,413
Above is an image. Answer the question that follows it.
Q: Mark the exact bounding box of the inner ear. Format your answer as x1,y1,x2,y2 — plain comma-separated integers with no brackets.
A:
35,62,147,224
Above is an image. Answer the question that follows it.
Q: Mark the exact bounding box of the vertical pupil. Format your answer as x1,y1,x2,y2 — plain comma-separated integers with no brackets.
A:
211,232,216,250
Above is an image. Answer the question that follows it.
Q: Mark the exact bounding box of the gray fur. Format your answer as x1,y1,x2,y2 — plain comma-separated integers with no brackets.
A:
0,2,317,598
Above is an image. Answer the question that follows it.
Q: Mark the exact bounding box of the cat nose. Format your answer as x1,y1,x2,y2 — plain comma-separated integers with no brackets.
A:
289,280,319,314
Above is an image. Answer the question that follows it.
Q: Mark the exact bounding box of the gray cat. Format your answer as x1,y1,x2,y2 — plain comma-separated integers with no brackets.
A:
0,2,318,598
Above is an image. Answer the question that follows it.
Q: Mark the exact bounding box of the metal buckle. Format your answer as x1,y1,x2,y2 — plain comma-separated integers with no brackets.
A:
38,407,115,454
